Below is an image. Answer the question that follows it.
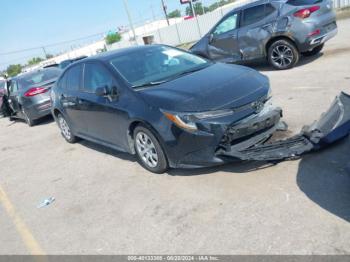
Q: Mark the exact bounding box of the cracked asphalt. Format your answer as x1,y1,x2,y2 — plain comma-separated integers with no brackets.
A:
0,19,349,255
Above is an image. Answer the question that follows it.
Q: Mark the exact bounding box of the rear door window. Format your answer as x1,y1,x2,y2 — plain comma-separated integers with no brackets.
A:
66,65,82,91
241,4,275,27
83,63,114,93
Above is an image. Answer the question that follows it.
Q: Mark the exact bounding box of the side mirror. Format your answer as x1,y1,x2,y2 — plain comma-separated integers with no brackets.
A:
95,86,109,97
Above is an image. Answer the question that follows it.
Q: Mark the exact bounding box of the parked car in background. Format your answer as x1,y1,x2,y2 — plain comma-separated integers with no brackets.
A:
190,0,337,69
0,77,8,117
7,68,62,126
51,45,281,173
58,56,87,69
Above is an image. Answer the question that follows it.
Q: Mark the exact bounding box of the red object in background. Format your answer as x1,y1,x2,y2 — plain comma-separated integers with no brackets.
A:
184,16,194,20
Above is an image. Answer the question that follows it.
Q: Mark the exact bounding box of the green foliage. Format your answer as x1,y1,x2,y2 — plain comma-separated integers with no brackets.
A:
28,57,44,65
168,9,181,18
6,64,22,77
105,32,122,45
186,2,209,16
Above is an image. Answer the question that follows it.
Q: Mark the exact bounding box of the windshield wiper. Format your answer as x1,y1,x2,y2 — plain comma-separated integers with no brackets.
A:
132,80,167,89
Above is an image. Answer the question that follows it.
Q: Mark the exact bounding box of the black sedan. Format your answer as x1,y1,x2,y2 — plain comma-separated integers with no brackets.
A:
8,68,62,126
51,45,281,173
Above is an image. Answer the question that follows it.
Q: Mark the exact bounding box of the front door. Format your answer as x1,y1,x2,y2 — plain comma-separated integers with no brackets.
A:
8,80,21,114
208,12,241,63
79,62,129,151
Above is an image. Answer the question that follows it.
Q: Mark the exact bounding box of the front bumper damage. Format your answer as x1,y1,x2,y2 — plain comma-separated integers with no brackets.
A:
217,92,350,161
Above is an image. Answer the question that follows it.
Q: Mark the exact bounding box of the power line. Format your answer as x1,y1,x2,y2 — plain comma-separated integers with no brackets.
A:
0,32,106,56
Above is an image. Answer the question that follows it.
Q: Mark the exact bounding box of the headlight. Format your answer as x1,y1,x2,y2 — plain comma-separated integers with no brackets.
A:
162,109,236,132
163,112,198,131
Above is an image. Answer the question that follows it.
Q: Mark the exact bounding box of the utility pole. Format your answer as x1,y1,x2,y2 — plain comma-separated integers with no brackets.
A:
42,47,48,58
161,0,170,25
122,0,138,44
189,0,196,17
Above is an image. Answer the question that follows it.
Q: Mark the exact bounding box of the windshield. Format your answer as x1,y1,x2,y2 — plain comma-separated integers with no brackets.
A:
109,46,210,88
17,68,61,89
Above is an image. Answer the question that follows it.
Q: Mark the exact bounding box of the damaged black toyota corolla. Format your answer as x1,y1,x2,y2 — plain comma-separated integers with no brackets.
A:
51,45,350,173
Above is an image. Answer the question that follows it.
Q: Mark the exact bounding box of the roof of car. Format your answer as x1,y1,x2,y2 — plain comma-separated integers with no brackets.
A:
83,45,164,62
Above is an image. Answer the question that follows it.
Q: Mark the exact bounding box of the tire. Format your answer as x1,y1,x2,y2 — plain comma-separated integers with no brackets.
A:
268,39,299,70
134,125,169,174
302,44,324,57
57,113,77,143
21,107,35,127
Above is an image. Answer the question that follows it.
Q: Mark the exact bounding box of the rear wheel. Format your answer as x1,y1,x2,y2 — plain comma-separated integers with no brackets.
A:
134,125,168,174
302,44,324,57
268,39,299,70
57,113,77,143
21,107,35,127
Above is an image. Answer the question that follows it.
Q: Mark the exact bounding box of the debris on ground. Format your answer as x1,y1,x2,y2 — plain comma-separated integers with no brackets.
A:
37,197,55,208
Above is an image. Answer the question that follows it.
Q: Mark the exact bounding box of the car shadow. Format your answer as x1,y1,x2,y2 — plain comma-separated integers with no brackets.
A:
7,114,54,127
244,52,323,72
78,139,137,163
296,136,350,222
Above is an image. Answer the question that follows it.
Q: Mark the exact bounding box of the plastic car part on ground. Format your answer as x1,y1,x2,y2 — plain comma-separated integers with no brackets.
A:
217,92,350,161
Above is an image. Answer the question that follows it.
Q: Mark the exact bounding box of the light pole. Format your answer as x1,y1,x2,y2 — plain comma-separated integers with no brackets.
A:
122,0,138,44
161,0,170,25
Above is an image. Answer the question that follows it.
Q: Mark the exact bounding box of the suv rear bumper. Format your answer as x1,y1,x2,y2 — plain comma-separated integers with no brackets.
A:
309,27,338,46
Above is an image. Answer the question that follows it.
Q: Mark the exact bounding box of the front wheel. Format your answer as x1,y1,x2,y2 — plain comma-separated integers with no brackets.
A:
268,39,299,70
57,113,77,143
134,126,168,174
302,44,324,57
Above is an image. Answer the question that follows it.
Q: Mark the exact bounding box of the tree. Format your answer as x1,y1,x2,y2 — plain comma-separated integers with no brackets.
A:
167,9,181,18
6,64,22,77
185,2,209,16
28,57,44,65
105,32,122,45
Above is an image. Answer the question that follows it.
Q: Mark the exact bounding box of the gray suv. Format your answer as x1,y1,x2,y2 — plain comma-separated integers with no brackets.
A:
190,0,337,69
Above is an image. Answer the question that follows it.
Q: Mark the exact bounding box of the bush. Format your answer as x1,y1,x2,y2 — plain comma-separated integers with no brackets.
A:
105,32,122,45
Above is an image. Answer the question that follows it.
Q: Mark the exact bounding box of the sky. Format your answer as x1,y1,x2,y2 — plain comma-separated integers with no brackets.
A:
0,0,218,71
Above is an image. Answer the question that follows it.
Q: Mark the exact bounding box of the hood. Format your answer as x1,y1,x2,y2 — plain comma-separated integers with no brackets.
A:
138,63,270,112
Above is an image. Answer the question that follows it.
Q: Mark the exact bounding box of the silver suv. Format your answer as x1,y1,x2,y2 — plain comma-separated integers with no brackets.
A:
190,0,337,69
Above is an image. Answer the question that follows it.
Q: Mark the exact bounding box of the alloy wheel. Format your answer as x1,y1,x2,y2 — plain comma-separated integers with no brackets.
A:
59,116,71,140
135,131,159,168
271,44,294,68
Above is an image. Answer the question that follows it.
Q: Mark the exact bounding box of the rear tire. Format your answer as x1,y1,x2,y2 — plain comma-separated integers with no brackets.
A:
134,125,168,174
21,107,35,127
57,113,77,143
302,44,324,57
268,39,299,70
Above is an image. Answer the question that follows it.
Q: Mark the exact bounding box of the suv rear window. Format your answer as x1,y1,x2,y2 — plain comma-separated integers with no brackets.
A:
286,0,323,6
241,4,276,27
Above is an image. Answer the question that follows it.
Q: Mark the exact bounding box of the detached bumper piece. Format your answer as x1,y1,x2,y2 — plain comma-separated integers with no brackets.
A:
217,92,350,161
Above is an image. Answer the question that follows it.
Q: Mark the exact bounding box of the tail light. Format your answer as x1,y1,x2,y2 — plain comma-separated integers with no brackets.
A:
294,6,320,19
24,87,48,97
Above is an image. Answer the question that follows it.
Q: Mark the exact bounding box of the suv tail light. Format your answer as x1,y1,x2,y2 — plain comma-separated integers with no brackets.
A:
24,87,48,97
293,6,320,19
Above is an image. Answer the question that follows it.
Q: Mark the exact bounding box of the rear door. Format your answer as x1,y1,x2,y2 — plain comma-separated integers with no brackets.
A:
238,3,278,60
208,12,241,63
59,64,89,134
8,80,21,113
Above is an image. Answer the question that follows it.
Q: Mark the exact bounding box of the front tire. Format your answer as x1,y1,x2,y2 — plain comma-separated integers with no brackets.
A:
302,44,324,57
134,125,168,174
268,39,299,70
57,113,77,143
